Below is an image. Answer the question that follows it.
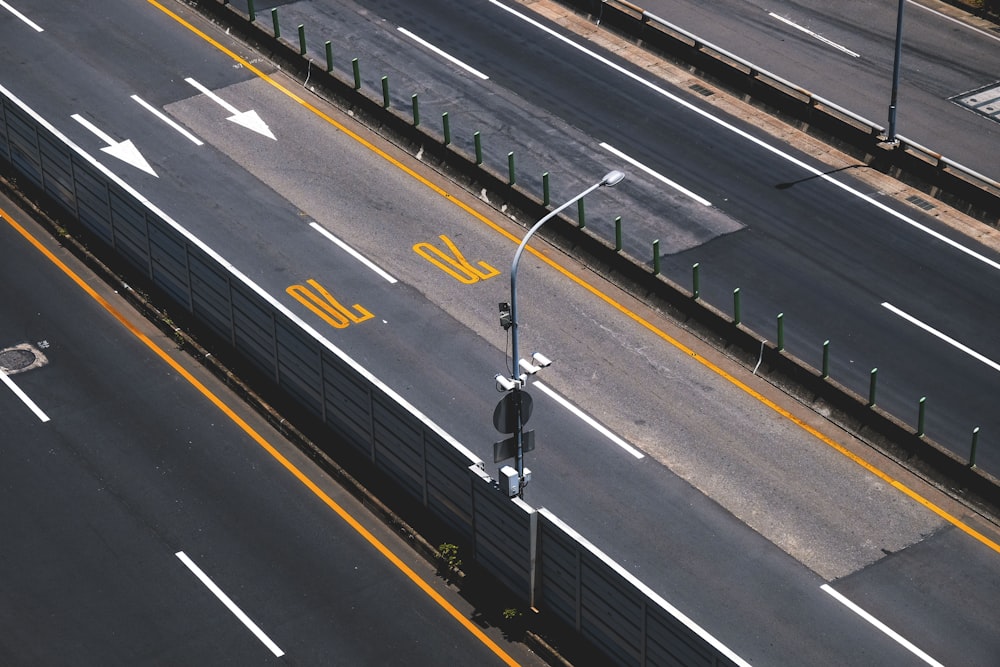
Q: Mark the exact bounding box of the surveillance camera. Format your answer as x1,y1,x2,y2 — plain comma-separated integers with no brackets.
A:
518,358,541,375
531,352,552,368
494,373,520,392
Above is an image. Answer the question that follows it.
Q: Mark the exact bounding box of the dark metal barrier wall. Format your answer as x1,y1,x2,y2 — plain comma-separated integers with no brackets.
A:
0,83,747,666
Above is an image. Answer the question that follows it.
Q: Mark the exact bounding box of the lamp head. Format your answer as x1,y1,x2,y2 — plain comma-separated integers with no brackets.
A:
602,170,626,187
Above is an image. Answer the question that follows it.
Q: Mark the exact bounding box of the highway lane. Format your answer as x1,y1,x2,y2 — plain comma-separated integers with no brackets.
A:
623,0,1000,180
0,195,532,665
3,0,1000,663
236,0,1000,489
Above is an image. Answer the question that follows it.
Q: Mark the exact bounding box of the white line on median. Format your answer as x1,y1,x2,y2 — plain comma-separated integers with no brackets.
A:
309,222,398,284
600,142,712,206
0,1,43,32
0,370,50,422
131,95,204,146
397,27,490,80
768,13,861,58
907,0,1000,44
488,0,1000,274
533,380,644,459
821,584,944,666
882,302,1000,373
175,551,284,658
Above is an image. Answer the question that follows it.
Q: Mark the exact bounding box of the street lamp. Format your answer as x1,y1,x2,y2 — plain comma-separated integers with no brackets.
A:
886,0,905,143
495,169,625,497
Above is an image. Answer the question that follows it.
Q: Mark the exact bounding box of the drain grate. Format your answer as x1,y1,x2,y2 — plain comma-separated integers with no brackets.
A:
951,81,1000,124
906,194,936,211
690,83,714,97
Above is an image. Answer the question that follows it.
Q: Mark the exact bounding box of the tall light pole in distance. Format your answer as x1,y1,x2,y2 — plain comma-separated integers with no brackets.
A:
495,169,625,498
886,0,906,143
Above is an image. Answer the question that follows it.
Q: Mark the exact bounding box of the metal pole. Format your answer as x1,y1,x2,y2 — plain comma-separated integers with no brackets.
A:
887,0,905,142
509,170,624,495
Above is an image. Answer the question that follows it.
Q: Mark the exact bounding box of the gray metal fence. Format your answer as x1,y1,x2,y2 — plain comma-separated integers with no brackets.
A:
0,81,747,666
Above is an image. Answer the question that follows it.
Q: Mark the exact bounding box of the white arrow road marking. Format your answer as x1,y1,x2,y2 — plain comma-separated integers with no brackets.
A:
70,114,157,177
185,77,276,140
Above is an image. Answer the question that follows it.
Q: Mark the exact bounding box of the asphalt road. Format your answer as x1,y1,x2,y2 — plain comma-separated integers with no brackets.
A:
633,0,1000,180
0,195,533,665
2,0,1000,664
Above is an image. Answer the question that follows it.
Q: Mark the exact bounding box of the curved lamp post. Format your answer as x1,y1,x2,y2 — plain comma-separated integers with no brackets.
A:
499,169,625,497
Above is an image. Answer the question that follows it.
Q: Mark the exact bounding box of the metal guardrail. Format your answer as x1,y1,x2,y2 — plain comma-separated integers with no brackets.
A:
594,0,1000,220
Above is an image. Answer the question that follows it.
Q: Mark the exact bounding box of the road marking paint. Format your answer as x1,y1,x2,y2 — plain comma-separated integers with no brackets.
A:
821,584,944,666
309,222,397,283
534,380,644,458
131,94,204,146
0,370,50,422
768,12,861,58
0,1,42,32
185,77,275,140
489,0,1000,273
71,113,158,177
175,551,284,657
600,142,712,206
146,0,1000,564
882,302,1000,373
397,27,490,80
2,186,518,666
413,235,499,284
908,0,1000,43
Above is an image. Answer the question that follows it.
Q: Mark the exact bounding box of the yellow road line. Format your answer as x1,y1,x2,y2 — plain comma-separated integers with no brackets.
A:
0,203,520,666
149,0,1000,557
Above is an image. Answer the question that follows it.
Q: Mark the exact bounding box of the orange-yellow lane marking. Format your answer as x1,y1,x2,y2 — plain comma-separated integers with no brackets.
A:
148,0,1000,558
1,204,520,666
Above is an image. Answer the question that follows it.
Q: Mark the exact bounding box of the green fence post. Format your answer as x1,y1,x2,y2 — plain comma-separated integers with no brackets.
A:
969,427,980,467
577,199,585,229
917,396,926,437
821,340,830,379
777,313,785,351
381,76,390,109
614,216,622,252
733,288,741,325
868,368,878,407
442,112,451,145
542,172,550,207
352,58,361,90
692,262,700,299
248,0,255,22
298,24,306,55
474,131,482,165
507,152,515,186
411,94,420,126
653,240,661,275
325,41,333,72
271,8,280,38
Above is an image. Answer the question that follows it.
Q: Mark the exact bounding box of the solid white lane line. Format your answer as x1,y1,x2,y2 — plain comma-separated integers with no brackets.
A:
533,380,644,459
488,0,1000,274
175,551,284,658
600,142,712,206
821,585,944,667
397,27,490,80
768,13,861,58
131,94,204,146
309,222,398,284
0,370,50,422
908,0,1000,43
882,302,1000,373
0,1,43,32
